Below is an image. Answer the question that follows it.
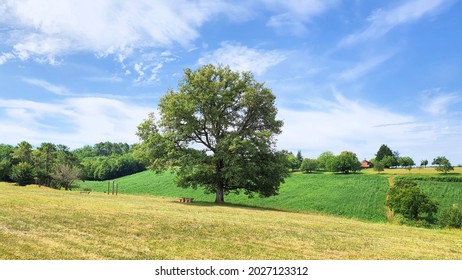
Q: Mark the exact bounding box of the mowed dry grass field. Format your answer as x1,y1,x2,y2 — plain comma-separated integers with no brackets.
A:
362,166,462,176
1,182,462,260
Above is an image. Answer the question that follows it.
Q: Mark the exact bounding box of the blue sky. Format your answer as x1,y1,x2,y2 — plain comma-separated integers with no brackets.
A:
0,0,461,164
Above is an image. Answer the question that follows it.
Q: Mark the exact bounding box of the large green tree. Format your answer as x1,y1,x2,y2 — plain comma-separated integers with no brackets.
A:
330,151,361,174
300,158,318,173
287,153,300,172
12,141,33,164
0,144,14,181
135,64,288,203
432,156,454,174
375,144,393,162
33,142,57,185
317,151,335,171
398,156,415,172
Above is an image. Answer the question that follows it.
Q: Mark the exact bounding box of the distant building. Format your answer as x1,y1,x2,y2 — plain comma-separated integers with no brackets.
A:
361,159,374,168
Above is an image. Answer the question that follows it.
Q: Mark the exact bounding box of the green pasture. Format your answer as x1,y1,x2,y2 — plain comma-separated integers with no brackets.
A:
418,181,462,212
78,172,390,222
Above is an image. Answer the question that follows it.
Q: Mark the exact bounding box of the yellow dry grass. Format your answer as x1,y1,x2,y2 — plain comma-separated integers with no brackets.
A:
362,166,462,176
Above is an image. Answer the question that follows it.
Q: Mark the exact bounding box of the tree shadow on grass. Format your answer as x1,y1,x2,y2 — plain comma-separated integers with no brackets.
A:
172,199,287,213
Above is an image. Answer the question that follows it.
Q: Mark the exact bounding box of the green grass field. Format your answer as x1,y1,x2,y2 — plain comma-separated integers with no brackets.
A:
418,181,462,211
78,172,390,222
2,182,462,260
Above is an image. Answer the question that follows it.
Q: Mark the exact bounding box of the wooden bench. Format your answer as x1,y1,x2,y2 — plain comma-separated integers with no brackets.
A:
179,197,194,203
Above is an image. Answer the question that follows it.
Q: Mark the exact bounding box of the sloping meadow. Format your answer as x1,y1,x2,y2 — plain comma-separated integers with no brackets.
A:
78,172,390,222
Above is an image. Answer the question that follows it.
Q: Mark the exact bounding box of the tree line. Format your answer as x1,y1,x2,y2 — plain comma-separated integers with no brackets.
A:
285,144,455,175
287,150,362,174
0,141,145,188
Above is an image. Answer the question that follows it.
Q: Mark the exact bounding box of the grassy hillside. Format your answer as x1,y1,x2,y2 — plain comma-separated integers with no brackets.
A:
1,182,462,260
418,181,462,212
78,172,390,222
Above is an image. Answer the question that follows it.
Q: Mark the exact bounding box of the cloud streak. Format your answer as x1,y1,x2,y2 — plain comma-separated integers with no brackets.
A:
339,0,449,47
22,78,71,96
198,42,286,75
338,53,394,81
265,0,338,34
420,89,461,116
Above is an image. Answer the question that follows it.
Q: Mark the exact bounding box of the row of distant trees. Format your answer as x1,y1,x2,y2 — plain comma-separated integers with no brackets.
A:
285,144,455,175
287,150,361,174
0,141,145,187
372,144,454,174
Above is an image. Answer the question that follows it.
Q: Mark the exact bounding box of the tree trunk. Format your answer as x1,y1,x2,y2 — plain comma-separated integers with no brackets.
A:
215,186,225,204
214,159,225,204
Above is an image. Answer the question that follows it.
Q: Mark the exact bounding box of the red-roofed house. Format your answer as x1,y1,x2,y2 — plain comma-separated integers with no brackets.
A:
361,159,374,169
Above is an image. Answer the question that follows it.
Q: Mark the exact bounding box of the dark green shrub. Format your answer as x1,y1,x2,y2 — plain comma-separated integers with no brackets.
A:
439,204,462,229
0,158,12,181
387,178,438,224
10,162,34,186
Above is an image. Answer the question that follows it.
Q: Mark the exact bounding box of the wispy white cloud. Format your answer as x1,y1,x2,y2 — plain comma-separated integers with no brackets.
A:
0,52,14,64
339,0,449,47
338,53,393,81
0,97,151,148
420,88,461,116
275,88,458,161
84,76,123,83
21,78,161,101
198,42,286,75
22,78,71,96
264,0,338,35
128,51,178,84
0,0,244,64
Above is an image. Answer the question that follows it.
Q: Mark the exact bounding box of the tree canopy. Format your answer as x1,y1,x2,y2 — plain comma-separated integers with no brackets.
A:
135,64,288,203
317,151,335,171
300,158,318,173
330,151,361,174
398,156,415,171
375,144,393,162
432,156,454,174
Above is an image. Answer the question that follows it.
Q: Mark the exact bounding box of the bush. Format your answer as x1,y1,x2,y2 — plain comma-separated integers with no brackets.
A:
10,162,34,186
51,163,81,190
0,158,12,181
439,204,462,229
387,178,438,224
394,214,433,228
